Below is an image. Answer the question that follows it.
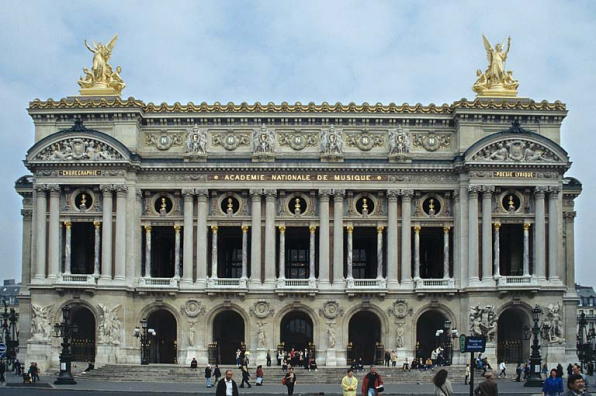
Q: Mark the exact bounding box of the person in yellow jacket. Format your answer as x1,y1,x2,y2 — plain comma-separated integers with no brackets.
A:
341,368,359,396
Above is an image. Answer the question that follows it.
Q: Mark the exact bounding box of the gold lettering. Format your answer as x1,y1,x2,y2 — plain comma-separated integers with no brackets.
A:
59,170,100,176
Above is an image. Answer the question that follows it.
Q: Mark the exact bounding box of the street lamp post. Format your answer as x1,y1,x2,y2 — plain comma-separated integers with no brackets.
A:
524,305,544,388
1,299,19,371
133,319,155,365
578,312,588,369
443,320,452,366
52,305,78,385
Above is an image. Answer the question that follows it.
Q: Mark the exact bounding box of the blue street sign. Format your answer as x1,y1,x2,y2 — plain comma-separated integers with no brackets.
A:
464,336,486,352
0,343,6,354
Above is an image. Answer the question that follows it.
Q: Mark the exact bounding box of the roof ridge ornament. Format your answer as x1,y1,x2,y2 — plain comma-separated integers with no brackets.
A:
504,120,530,134
472,35,519,98
78,34,125,97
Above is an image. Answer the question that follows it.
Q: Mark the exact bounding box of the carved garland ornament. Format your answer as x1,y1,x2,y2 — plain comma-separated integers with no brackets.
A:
278,131,318,151
34,138,124,161
249,300,274,319
212,132,250,151
145,131,185,150
181,299,206,318
388,299,412,319
345,131,384,151
319,300,344,320
412,133,451,152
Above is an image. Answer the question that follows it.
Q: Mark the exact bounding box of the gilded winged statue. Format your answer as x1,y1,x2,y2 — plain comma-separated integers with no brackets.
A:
78,34,125,95
472,35,518,97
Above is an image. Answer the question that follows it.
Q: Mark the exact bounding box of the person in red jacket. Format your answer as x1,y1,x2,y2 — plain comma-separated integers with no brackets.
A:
361,365,384,396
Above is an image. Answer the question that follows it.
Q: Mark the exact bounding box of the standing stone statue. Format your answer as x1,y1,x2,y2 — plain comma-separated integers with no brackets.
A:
257,321,267,348
30,304,54,341
188,320,196,347
395,321,405,348
327,322,336,348
186,125,207,156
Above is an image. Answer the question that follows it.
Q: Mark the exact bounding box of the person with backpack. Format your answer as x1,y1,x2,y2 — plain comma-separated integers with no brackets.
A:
433,369,454,396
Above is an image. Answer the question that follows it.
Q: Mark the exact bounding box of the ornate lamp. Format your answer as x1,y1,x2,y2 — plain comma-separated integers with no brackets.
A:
524,305,543,387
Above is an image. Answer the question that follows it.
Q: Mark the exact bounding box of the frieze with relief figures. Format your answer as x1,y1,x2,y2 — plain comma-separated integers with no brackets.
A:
471,139,564,162
33,138,124,161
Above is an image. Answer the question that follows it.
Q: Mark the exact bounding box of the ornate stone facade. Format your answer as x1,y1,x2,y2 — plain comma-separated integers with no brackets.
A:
15,96,581,371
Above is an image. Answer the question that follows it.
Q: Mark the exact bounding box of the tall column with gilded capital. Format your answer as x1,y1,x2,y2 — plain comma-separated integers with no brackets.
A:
534,187,546,281
278,226,286,280
94,221,101,276
64,222,72,274
174,225,181,278
249,189,262,286
400,190,413,286
346,225,354,279
318,190,331,287
309,225,317,281
387,190,399,288
241,225,249,280
34,185,48,281
333,190,345,285
114,185,128,281
413,226,421,279
443,226,450,278
264,189,277,287
144,226,152,277
468,186,480,285
481,187,494,283
196,189,209,286
182,189,195,285
493,223,501,278
548,187,561,281
47,185,61,281
377,226,384,280
100,185,114,282
523,223,531,276
210,226,218,279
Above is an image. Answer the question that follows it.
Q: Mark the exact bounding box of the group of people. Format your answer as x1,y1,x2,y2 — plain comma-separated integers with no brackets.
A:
277,348,318,372
0,360,40,384
542,364,592,396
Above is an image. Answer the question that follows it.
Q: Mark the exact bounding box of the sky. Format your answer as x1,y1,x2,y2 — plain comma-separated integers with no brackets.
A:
0,0,595,285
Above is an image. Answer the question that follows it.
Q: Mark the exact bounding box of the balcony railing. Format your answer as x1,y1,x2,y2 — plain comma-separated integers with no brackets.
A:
497,275,538,287
57,274,97,285
138,277,179,288
276,278,317,289
414,278,455,290
207,277,248,288
346,277,387,289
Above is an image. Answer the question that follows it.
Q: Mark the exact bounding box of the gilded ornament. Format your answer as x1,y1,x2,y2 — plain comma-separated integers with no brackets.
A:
78,34,126,96
412,133,450,152
145,131,185,150
472,35,518,97
346,131,383,151
212,132,249,151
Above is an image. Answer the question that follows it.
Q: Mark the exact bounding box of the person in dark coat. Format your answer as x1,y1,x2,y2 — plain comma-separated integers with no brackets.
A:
0,360,6,383
567,364,574,377
284,367,297,395
239,360,251,388
474,373,498,396
216,369,239,396
557,364,564,379
361,365,384,396
213,364,221,385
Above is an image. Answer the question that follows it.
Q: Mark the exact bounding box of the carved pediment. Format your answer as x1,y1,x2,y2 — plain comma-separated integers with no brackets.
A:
33,137,125,162
469,138,564,163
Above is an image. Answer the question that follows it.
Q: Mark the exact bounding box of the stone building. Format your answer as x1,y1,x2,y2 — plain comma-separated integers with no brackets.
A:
14,96,582,370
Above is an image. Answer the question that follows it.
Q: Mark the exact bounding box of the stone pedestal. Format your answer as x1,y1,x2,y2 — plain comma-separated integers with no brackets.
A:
95,344,119,368
326,348,337,366
27,341,54,373
544,344,567,366
256,348,268,367
185,348,199,366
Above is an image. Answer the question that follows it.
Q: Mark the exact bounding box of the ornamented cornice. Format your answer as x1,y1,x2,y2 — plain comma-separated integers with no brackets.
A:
28,98,567,114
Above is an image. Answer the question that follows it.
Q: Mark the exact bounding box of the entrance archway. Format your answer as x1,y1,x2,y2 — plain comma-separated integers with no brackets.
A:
281,311,313,352
416,310,448,360
147,309,177,364
497,308,531,364
213,311,245,364
71,307,96,362
349,311,381,364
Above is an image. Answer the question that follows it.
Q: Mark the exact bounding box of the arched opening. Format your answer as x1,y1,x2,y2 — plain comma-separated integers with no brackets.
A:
281,311,313,352
71,307,96,362
348,311,381,365
497,308,531,364
213,311,245,364
416,310,448,361
147,309,177,364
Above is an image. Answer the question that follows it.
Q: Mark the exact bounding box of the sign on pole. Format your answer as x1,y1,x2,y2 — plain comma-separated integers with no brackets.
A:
464,336,486,353
459,334,467,353
0,343,6,359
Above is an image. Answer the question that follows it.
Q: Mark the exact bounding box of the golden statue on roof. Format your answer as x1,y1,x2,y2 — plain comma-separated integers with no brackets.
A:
472,35,518,98
78,34,125,96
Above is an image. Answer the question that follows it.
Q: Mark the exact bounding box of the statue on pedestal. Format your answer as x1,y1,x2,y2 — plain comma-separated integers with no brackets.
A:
78,34,125,96
472,35,518,97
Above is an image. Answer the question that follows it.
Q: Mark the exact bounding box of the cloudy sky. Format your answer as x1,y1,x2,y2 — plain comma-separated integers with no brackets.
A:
1,1,595,285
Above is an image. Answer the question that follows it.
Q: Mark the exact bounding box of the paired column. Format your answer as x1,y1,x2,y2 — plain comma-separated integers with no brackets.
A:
534,187,546,280
144,226,152,277
548,187,560,281
174,226,181,278
100,185,114,281
182,189,195,284
114,185,127,281
309,226,316,281
94,221,101,276
47,185,61,281
377,226,384,279
467,186,480,284
400,190,413,285
493,223,500,278
523,223,530,276
264,189,277,286
249,189,262,285
346,225,353,279
278,226,286,279
387,190,399,287
64,221,72,274
413,226,421,279
563,211,577,287
196,189,209,285
210,226,218,278
481,187,494,282
34,185,48,281
333,190,345,284
443,226,450,278
241,226,249,279
318,190,331,287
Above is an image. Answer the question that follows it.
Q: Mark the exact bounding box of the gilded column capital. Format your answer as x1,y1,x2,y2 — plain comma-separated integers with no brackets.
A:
523,223,531,231
241,225,249,233
414,225,421,233
64,221,72,229
377,226,385,234
144,225,152,232
443,226,450,233
493,223,501,230
196,189,209,200
310,225,317,234
94,221,101,229
387,189,400,201
398,189,414,199
211,225,218,233
182,188,196,200
346,225,354,233
174,225,181,233
278,225,286,234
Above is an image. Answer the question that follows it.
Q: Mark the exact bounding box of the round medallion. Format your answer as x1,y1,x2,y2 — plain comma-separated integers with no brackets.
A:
223,134,239,151
290,135,307,150
321,301,342,319
252,301,272,319
156,135,173,150
422,135,440,152
182,299,205,318
357,134,374,151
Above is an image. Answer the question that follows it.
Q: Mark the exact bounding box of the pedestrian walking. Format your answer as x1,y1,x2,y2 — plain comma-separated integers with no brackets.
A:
236,349,241,367
391,351,397,367
277,350,283,366
474,373,498,396
205,364,213,388
341,368,359,396
433,369,454,396
239,360,251,388
266,350,272,367
465,364,470,385
256,365,264,386
498,361,507,378
284,366,297,395
216,369,239,396
361,365,384,396
0,360,6,384
557,364,564,378
567,364,573,377
543,368,564,396
14,358,21,376
572,364,589,391
515,363,522,382
565,373,591,396
213,364,221,385
384,351,391,367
